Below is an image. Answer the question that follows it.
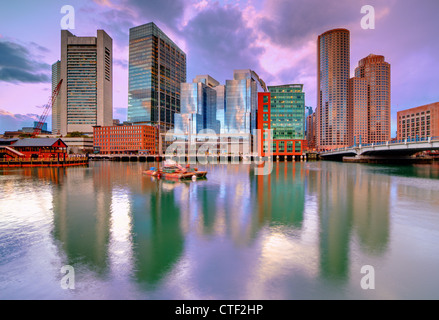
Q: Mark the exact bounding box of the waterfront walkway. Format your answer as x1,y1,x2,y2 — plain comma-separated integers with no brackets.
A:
88,153,315,162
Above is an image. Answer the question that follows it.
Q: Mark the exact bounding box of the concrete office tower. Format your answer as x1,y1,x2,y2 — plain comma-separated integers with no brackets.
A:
174,75,221,136
59,30,113,136
128,22,187,134
317,29,350,150
225,70,266,134
348,77,368,146
52,60,61,135
355,54,391,143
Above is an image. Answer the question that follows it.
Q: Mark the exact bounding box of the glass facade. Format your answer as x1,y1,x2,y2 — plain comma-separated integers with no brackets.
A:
214,85,226,134
268,84,305,140
257,87,306,157
224,70,261,134
174,80,220,136
128,22,186,133
52,60,61,134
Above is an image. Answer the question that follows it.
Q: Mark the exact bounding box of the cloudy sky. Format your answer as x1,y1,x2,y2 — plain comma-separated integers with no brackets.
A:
0,0,438,136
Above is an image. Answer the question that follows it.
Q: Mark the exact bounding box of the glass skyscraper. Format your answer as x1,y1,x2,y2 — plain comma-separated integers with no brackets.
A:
224,70,265,134
214,85,226,134
128,22,186,135
51,60,61,135
305,106,313,137
174,75,221,136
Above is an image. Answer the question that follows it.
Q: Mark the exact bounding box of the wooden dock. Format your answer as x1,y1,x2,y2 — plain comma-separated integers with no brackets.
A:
0,157,89,168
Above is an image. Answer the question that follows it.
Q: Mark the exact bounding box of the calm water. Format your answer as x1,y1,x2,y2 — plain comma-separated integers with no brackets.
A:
1,161,439,300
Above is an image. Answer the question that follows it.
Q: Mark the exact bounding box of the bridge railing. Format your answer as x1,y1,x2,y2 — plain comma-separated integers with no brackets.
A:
321,136,439,154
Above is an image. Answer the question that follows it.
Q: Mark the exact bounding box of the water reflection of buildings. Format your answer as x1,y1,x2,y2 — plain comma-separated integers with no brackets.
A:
43,160,394,292
52,165,111,274
131,171,184,287
174,165,259,246
51,162,186,287
1,167,67,185
316,163,352,281
351,165,390,255
255,163,305,229
309,162,390,281
172,163,307,246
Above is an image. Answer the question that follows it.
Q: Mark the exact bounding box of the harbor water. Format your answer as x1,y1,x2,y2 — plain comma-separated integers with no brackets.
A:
1,161,439,299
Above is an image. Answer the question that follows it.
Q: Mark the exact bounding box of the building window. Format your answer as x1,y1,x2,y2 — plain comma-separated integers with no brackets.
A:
279,141,285,152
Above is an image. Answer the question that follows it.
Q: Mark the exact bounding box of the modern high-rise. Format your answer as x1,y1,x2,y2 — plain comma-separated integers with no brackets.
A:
305,106,313,136
128,22,187,137
257,84,306,156
347,77,368,146
305,106,313,118
317,29,350,151
355,54,391,143
306,112,317,150
224,70,266,134
59,30,113,136
214,85,226,134
174,75,221,136
51,60,61,135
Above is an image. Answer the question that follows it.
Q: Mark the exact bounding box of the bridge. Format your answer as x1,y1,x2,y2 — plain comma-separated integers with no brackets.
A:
320,137,439,162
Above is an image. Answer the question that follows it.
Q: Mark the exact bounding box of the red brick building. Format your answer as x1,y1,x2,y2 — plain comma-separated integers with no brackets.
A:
93,125,157,154
397,102,439,140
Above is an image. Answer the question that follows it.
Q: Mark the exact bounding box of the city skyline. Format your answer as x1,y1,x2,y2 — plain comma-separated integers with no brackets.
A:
1,0,439,137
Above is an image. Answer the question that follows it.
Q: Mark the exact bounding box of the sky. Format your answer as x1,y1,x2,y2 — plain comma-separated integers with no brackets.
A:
0,0,438,137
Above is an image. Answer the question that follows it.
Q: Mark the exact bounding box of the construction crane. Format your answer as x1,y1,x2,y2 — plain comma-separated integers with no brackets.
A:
32,79,63,138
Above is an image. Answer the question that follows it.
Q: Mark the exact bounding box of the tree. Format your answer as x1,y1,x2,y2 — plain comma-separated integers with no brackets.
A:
66,131,86,138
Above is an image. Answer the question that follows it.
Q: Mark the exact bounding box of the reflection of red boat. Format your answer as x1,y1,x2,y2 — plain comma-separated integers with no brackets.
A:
143,163,207,180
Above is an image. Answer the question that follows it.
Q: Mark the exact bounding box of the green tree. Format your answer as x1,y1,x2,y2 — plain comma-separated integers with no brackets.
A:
66,131,86,138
